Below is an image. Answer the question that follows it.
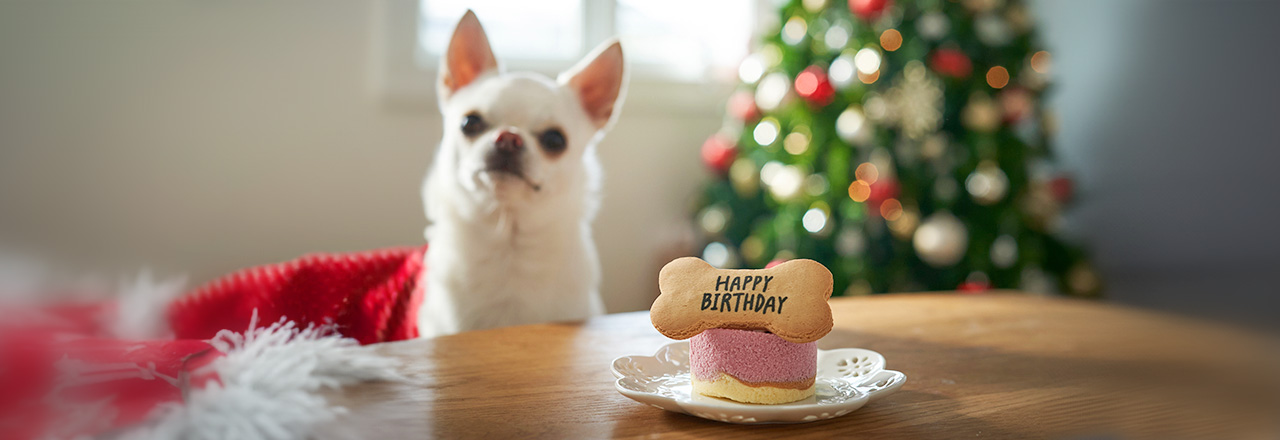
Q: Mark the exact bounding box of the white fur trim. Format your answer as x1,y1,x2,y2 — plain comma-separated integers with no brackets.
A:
112,269,187,340
120,312,403,440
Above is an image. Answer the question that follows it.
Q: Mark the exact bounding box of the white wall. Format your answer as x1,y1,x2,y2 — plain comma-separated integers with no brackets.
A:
4,1,1277,321
0,1,720,312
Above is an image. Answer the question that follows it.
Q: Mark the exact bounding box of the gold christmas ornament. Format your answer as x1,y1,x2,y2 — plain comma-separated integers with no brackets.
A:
729,158,759,196
962,93,1002,132
698,205,731,235
782,16,808,46
740,235,766,264
1067,263,1102,296
802,0,828,13
888,207,920,240
913,212,969,267
1022,180,1062,231
845,279,874,296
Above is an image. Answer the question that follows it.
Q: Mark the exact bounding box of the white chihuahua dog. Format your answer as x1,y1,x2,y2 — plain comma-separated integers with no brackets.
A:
417,11,625,338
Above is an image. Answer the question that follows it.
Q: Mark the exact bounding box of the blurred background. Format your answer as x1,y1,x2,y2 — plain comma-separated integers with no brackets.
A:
0,0,1277,325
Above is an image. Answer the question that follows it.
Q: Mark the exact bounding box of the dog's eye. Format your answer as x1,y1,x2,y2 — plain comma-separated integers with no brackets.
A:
461,113,487,137
538,128,567,155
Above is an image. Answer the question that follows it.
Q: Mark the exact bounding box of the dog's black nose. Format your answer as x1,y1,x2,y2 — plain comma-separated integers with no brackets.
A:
495,131,524,155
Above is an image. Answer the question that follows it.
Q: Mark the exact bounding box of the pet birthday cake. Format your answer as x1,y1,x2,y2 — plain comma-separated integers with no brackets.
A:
651,257,834,404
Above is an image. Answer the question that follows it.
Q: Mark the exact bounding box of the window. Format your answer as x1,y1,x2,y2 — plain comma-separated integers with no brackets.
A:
416,0,757,82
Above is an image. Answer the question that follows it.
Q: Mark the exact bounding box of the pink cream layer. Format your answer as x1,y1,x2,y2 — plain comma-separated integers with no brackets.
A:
689,328,817,384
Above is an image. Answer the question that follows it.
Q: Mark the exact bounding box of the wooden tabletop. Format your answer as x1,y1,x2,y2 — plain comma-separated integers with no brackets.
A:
320,293,1280,439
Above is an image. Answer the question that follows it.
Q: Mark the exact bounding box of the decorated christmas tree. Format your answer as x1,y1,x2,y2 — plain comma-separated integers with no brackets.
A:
694,0,1098,296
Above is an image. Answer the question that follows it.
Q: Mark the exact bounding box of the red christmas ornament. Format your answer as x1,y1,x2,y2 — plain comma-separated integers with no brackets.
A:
727,90,760,121
958,280,991,293
866,178,900,207
930,49,973,78
849,0,892,21
794,66,835,107
999,87,1033,122
1049,175,1074,202
701,134,738,174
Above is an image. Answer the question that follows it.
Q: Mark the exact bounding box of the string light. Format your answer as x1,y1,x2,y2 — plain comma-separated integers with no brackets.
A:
855,162,879,184
803,207,829,233
1031,50,1051,74
835,106,866,142
784,131,810,155
782,16,808,45
858,69,881,84
880,29,903,51
753,118,780,146
986,66,1009,89
702,242,732,268
755,72,790,111
848,180,871,202
854,48,882,75
880,198,904,220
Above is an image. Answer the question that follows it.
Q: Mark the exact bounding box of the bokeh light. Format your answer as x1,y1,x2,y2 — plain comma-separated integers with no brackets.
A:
848,180,871,202
880,29,903,51
986,66,1010,89
753,118,779,145
880,198,904,220
855,162,879,184
1030,50,1051,74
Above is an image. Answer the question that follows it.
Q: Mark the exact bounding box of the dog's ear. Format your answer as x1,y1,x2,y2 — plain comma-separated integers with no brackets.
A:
560,39,626,129
439,10,498,98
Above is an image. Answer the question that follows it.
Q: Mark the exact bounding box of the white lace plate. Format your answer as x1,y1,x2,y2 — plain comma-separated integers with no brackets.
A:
611,341,906,424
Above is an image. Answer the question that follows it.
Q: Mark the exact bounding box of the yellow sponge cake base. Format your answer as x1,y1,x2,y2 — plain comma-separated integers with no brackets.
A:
692,373,815,404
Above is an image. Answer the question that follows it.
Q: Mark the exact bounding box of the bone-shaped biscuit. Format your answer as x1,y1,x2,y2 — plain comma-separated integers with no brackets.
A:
651,257,833,343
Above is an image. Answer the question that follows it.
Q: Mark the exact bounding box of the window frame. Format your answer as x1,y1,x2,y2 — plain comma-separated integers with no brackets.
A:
372,0,771,115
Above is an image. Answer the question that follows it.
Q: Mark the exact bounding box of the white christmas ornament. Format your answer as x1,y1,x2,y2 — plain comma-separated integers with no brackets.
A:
753,119,780,146
991,234,1018,268
835,228,867,257
975,13,1012,46
768,165,805,201
913,212,969,267
916,12,950,41
825,25,850,51
836,106,869,144
854,48,882,75
755,72,791,111
828,53,857,88
782,16,808,46
802,208,829,234
965,160,1009,205
702,242,734,268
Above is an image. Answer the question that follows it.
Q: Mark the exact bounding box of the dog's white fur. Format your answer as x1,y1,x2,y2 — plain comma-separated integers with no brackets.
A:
417,11,625,338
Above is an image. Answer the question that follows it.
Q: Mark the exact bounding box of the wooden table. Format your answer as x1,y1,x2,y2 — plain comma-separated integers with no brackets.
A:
321,293,1280,439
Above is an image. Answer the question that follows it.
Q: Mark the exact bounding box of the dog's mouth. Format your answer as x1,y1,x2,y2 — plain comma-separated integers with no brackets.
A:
480,167,542,192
